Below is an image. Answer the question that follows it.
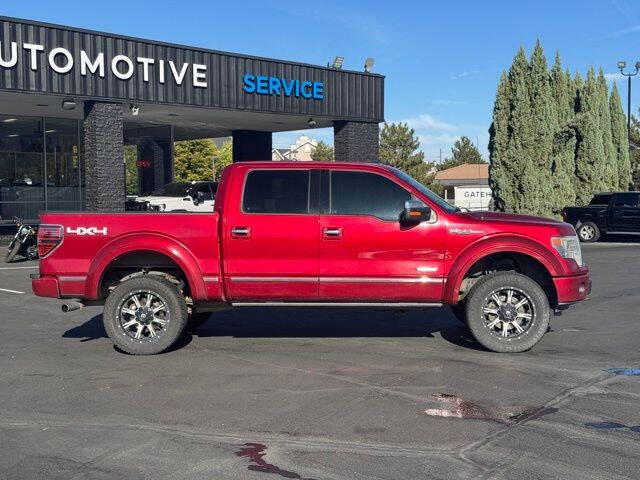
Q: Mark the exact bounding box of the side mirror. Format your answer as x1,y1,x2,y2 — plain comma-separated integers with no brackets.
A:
402,200,431,223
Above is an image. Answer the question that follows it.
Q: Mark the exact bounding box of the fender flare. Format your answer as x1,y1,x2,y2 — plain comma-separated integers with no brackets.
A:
444,234,564,304
84,232,206,300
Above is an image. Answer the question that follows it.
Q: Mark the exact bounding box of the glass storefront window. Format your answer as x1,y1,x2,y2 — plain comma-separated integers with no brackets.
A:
0,115,82,223
46,119,81,211
0,115,45,222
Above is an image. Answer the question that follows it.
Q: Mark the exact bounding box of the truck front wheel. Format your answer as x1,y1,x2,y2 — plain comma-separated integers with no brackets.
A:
103,276,188,355
577,221,600,243
464,272,550,353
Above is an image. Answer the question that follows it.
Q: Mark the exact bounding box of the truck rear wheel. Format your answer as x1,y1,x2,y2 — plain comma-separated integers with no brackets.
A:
464,272,550,353
577,221,600,243
103,276,187,355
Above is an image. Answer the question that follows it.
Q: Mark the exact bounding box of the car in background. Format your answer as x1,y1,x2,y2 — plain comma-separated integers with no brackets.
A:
562,192,640,242
131,181,217,212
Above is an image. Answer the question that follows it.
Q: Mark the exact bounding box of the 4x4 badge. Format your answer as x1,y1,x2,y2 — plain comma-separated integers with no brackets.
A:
66,226,108,236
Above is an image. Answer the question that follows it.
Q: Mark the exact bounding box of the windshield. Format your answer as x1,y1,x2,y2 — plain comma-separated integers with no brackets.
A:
387,167,459,213
150,183,192,197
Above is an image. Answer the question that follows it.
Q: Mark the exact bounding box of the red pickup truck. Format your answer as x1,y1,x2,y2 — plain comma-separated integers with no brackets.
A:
32,162,590,354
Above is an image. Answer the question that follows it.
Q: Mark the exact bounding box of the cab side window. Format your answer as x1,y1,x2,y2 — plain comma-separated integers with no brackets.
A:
243,170,310,214
196,184,213,201
330,171,412,221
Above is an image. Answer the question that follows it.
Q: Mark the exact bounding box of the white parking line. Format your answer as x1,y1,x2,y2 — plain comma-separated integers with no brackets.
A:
0,287,25,294
0,266,38,271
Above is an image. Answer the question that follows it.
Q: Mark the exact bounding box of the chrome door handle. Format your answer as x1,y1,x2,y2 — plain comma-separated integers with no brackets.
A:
231,226,251,238
323,227,342,239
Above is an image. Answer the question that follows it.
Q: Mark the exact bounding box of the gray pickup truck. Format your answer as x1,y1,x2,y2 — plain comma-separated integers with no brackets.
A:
562,192,640,242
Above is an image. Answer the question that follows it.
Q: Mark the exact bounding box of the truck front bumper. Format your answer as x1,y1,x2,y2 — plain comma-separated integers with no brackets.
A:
31,274,60,298
553,273,591,305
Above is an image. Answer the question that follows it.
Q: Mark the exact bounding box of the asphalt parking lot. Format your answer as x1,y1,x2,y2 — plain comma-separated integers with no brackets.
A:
1,243,639,479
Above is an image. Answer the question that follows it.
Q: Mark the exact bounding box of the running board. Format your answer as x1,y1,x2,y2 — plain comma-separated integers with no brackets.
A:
230,302,442,308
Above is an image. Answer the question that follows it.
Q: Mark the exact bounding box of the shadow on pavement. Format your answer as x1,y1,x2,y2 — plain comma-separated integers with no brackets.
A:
62,308,487,352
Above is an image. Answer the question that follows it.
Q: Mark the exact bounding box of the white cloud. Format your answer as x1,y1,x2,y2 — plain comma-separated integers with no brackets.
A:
603,72,624,81
450,69,482,80
402,113,457,132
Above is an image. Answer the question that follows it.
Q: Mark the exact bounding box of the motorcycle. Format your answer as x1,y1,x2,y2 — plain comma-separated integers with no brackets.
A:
5,217,38,263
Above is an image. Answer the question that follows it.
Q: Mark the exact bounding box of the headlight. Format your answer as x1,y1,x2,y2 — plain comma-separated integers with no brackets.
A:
551,235,583,266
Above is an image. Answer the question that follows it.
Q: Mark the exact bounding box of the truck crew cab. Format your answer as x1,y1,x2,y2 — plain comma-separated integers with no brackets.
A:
32,162,590,355
563,192,640,242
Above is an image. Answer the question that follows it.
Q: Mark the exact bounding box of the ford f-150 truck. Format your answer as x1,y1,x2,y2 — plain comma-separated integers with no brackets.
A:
562,192,640,242
32,162,590,355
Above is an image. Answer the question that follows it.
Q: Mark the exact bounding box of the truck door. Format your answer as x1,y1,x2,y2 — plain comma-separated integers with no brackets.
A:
224,168,319,300
608,193,640,232
318,169,445,302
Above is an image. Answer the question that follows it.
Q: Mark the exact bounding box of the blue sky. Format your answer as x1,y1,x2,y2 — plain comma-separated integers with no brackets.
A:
3,0,640,161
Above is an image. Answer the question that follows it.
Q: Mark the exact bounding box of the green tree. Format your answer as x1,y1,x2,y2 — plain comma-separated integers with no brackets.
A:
311,140,334,161
173,139,233,183
488,71,512,212
438,136,485,170
549,52,576,213
525,40,556,217
379,122,435,187
597,69,618,189
573,68,606,204
124,145,139,195
610,83,631,189
629,115,640,188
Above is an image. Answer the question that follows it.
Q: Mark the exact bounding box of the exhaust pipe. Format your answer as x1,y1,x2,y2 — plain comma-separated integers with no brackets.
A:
61,301,84,313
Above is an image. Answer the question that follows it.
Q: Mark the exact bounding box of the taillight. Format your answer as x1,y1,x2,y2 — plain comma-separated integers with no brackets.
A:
38,225,63,258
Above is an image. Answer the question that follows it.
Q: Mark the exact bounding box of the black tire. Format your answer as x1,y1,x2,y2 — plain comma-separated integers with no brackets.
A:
187,312,211,332
450,301,467,325
103,276,188,355
465,272,550,353
577,221,600,243
5,241,21,263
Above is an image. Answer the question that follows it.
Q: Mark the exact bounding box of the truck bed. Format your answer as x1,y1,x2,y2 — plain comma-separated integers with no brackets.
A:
37,212,221,300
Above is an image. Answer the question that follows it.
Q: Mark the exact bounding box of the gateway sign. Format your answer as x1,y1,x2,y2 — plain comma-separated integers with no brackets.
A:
0,41,208,87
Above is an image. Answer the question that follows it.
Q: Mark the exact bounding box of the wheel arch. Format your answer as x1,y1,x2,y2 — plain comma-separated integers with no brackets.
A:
85,233,206,300
445,235,562,306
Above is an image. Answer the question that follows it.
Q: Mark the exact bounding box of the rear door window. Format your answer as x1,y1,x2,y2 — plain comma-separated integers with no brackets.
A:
242,170,310,214
613,193,639,208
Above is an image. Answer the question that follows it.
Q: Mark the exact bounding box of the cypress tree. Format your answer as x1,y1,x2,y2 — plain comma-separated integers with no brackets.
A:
489,47,535,213
597,69,618,189
526,41,556,217
574,68,606,204
549,53,576,212
610,82,631,189
488,71,512,212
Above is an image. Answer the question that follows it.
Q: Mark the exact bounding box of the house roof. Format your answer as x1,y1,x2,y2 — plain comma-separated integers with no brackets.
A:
435,163,489,181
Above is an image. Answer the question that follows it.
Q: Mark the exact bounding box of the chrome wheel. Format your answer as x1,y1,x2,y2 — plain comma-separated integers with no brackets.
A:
117,290,170,342
579,224,595,241
482,287,535,339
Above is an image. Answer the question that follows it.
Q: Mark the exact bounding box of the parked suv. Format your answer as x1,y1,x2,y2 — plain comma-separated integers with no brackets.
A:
32,162,590,355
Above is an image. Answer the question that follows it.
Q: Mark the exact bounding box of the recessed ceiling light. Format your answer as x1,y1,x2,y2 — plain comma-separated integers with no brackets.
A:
45,129,57,133
2,118,18,123
7,134,19,137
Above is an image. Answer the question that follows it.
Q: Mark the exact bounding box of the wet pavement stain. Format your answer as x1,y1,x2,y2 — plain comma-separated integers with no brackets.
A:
423,393,557,424
607,368,640,376
235,443,317,480
586,421,640,433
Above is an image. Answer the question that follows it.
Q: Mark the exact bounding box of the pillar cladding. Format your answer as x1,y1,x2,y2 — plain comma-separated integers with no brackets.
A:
83,102,125,211
334,121,380,163
232,130,272,162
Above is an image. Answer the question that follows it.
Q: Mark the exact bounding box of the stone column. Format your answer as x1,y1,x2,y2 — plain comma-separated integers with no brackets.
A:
83,102,125,211
333,121,380,163
232,130,272,162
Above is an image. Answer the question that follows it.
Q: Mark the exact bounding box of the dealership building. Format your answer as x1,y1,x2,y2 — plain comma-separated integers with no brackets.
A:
0,16,384,222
